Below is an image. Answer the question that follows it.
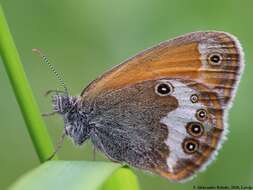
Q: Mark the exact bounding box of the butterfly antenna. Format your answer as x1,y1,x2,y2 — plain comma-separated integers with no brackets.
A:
32,48,68,95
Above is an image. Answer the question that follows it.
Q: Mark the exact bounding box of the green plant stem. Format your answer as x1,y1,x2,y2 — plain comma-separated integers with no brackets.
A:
0,4,57,162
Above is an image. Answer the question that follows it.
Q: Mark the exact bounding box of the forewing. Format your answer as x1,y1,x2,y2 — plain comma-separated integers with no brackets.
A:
81,31,243,107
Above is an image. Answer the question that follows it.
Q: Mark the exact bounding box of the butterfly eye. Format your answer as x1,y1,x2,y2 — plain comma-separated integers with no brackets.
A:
186,122,204,137
190,94,198,103
155,82,173,96
196,109,208,121
182,138,199,154
208,53,222,65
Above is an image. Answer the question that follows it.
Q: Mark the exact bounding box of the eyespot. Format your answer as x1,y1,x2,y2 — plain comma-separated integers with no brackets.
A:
208,53,222,65
196,109,208,121
155,82,173,96
186,122,204,137
182,138,199,154
190,94,198,103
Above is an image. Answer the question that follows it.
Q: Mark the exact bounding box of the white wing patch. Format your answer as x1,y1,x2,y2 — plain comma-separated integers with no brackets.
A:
160,80,206,173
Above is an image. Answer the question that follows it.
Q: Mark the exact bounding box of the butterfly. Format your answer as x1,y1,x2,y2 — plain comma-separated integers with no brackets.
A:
34,31,244,182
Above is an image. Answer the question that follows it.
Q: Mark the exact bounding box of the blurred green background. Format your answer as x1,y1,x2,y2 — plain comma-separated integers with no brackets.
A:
0,0,252,189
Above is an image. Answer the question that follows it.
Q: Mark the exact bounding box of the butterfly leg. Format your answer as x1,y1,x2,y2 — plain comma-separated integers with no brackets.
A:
44,89,66,97
92,145,96,161
90,129,119,163
42,111,57,117
47,132,66,160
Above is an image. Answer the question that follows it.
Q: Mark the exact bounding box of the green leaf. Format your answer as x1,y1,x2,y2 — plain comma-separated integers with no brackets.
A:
101,166,139,190
9,161,139,190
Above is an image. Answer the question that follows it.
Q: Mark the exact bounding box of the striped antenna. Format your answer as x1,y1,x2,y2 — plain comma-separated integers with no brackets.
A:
32,48,68,94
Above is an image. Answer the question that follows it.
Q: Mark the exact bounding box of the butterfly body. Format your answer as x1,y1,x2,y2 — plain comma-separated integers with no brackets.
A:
51,31,244,182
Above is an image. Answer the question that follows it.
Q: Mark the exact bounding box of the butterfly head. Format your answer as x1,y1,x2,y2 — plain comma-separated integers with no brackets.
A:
52,94,91,145
52,94,77,114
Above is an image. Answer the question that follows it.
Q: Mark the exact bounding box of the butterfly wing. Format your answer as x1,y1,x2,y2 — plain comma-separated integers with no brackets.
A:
81,32,244,181
82,31,243,105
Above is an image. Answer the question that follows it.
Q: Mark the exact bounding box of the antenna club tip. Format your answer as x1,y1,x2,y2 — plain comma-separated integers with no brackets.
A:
32,48,43,57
